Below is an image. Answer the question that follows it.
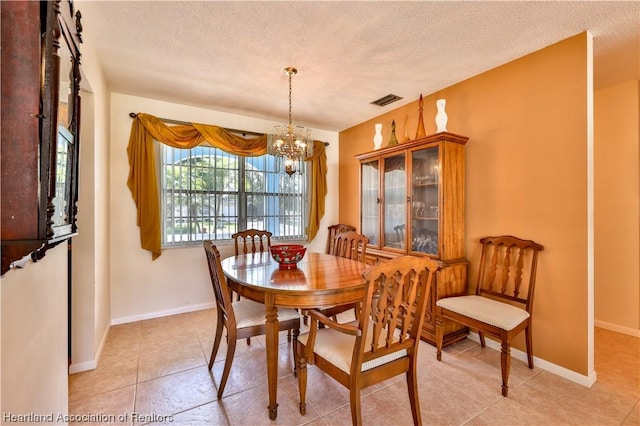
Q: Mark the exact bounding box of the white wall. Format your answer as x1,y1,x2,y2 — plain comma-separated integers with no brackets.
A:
68,11,113,373
109,93,340,323
71,89,97,372
1,244,69,420
0,2,113,417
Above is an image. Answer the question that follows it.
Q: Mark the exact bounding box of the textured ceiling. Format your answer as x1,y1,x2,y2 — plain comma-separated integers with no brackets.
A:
77,1,639,132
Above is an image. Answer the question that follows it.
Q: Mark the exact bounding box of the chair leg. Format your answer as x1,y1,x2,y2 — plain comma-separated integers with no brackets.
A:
349,385,362,426
525,326,534,368
500,340,511,397
295,341,308,415
209,319,224,370
292,328,300,377
246,337,251,345
435,314,444,361
406,356,422,426
217,335,237,399
478,331,486,348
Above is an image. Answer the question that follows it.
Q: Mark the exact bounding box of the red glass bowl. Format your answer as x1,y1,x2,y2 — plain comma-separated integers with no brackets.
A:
270,244,306,269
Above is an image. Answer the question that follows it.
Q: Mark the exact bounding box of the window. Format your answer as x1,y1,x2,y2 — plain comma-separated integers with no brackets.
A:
160,143,308,247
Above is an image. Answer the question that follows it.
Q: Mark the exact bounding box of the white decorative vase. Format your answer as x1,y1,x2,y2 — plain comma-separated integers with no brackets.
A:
373,123,383,149
435,99,448,132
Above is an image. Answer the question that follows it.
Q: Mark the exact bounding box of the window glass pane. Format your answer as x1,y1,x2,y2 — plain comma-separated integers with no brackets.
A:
383,153,406,250
361,160,379,246
411,146,439,255
160,143,306,246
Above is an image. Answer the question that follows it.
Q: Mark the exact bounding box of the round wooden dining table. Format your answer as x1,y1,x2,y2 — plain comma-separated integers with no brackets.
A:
220,251,369,421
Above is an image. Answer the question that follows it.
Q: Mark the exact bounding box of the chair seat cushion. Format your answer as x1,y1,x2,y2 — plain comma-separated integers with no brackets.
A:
298,321,406,373
233,299,300,328
436,295,529,331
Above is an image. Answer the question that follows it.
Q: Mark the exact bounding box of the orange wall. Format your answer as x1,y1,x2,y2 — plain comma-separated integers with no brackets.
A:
340,34,591,374
594,80,640,331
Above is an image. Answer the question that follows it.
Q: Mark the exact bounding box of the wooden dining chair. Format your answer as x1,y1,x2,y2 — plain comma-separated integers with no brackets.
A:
435,235,544,397
325,223,356,254
231,229,272,302
295,255,439,426
203,240,300,399
330,231,369,262
292,223,357,327
320,231,369,322
232,228,272,256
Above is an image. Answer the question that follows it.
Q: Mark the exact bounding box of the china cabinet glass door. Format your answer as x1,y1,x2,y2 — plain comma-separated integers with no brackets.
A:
360,159,379,246
356,132,469,347
383,153,406,251
410,146,439,255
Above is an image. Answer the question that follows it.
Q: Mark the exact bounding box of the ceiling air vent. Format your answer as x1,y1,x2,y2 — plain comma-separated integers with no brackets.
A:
371,94,403,107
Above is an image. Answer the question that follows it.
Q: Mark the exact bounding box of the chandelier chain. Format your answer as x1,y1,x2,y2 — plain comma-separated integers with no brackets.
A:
288,71,293,127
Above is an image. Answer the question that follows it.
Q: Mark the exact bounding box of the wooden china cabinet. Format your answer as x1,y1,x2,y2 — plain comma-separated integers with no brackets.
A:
1,0,83,275
356,132,469,346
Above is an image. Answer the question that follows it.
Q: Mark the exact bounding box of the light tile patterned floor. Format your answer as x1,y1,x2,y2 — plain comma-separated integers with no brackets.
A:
69,309,639,425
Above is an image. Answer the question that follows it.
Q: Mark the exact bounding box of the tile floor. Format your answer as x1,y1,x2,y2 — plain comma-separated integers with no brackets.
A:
69,309,639,425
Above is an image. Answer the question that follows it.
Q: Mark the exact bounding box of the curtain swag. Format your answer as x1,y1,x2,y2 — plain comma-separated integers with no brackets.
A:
127,113,327,259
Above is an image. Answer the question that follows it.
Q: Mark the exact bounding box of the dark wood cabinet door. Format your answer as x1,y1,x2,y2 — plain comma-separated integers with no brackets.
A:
1,0,83,275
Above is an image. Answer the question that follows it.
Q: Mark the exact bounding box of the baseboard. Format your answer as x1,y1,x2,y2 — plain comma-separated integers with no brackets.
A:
69,359,97,374
68,324,111,374
594,320,640,337
467,332,597,388
110,302,215,325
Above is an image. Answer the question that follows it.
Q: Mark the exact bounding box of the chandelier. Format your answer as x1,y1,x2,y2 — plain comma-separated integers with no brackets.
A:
267,67,313,176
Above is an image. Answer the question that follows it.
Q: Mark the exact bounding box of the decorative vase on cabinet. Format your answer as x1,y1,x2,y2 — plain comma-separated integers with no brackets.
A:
356,132,469,347
373,123,383,149
435,99,448,132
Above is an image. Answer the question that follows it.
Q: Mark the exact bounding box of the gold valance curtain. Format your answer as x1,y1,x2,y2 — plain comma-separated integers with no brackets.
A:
127,113,327,259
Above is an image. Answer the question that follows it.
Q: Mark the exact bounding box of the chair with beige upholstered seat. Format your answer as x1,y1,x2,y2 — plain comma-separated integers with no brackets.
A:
230,229,297,342
435,235,544,397
295,255,439,426
319,231,369,321
325,223,356,254
300,224,357,326
330,231,369,262
230,229,272,304
232,229,272,256
203,240,300,399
